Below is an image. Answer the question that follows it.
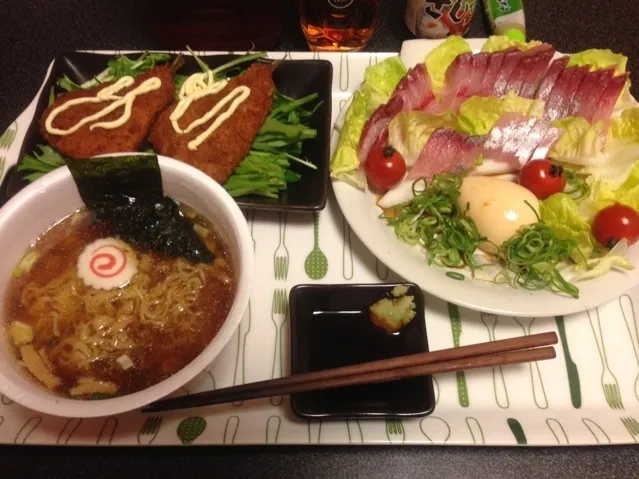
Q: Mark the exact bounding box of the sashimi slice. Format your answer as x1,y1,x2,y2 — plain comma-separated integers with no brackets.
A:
558,66,590,118
514,119,551,162
591,72,629,123
483,113,535,170
479,50,507,96
468,53,490,97
578,68,615,121
505,45,554,97
534,57,569,102
530,126,562,160
358,63,435,164
441,52,474,99
358,95,403,165
408,128,482,180
491,49,522,97
567,69,605,117
518,46,556,98
544,67,576,121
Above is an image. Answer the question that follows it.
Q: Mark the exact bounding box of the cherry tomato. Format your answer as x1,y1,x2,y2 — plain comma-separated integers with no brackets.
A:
518,160,567,200
365,145,406,191
592,203,639,248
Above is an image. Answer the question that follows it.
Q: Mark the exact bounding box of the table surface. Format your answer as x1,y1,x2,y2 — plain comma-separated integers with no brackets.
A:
1,0,639,476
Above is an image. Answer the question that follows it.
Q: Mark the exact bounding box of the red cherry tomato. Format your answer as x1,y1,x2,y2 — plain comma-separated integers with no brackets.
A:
365,145,406,191
592,203,639,248
518,160,567,200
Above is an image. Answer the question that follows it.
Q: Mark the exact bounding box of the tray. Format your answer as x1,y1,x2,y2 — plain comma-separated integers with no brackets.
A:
0,51,638,446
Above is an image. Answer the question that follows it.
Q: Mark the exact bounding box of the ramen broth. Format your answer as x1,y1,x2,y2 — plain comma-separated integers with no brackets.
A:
3,205,235,398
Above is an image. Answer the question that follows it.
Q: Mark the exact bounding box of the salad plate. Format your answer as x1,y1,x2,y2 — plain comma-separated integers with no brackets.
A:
332,38,639,317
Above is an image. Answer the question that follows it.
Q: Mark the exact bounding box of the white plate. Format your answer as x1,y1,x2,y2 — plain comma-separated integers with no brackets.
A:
331,38,639,317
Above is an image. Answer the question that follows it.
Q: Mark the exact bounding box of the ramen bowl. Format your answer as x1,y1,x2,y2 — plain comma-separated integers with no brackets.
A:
0,155,254,417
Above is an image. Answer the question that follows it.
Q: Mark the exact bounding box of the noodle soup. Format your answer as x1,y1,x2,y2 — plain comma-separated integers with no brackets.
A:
3,205,235,399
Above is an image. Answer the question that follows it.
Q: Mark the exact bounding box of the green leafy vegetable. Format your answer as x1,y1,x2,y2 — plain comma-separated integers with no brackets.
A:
388,111,459,165
549,116,605,165
223,92,320,198
567,48,628,75
612,107,639,143
331,56,407,187
457,91,544,136
585,161,639,215
66,155,213,263
56,52,172,92
17,145,66,182
481,35,543,53
425,35,471,94
540,193,596,260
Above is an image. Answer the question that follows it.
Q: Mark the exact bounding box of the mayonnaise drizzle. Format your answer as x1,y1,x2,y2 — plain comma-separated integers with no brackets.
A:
45,76,162,136
169,70,251,151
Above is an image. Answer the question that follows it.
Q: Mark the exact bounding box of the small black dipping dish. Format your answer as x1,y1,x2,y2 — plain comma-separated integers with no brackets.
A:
289,283,435,419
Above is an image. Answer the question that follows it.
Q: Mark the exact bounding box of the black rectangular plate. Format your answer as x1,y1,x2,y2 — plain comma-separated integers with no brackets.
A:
2,52,332,212
289,283,435,419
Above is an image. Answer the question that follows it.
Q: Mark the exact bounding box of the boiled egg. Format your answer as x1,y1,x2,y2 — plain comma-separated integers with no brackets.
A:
459,176,540,252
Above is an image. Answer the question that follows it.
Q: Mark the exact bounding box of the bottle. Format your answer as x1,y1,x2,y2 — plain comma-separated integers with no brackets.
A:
405,0,477,39
151,0,285,51
483,0,526,41
300,0,378,51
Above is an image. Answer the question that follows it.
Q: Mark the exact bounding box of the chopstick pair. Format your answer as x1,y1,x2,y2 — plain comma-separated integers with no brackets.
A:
142,331,558,413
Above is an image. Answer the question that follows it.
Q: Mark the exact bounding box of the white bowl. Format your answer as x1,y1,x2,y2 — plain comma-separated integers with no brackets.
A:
0,156,254,417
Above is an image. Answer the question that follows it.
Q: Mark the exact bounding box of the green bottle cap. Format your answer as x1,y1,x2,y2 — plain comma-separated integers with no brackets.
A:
504,29,526,42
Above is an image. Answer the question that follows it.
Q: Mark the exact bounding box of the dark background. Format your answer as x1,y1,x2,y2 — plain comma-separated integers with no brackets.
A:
1,0,639,477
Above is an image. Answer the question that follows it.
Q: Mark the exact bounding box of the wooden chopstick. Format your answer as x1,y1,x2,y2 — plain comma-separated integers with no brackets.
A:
142,332,557,413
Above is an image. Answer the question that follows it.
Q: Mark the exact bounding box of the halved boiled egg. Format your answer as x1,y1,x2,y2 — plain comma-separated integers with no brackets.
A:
459,176,540,252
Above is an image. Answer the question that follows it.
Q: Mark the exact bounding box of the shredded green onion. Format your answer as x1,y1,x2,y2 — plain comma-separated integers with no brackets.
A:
564,170,590,201
382,173,485,270
446,271,465,280
500,222,579,298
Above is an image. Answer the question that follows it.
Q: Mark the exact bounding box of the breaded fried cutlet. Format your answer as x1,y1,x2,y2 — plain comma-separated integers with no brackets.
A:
40,66,175,158
148,63,274,184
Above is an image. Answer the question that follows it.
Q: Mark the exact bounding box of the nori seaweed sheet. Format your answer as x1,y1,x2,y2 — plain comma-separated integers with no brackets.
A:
66,155,214,263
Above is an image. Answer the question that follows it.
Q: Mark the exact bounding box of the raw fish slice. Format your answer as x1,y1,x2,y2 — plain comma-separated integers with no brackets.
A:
530,126,562,160
578,68,615,121
543,67,576,121
519,47,556,98
535,57,569,102
491,49,522,97
506,45,553,97
559,66,590,118
358,64,435,164
441,52,474,99
358,95,403,165
591,72,629,123
515,119,551,163
479,50,507,96
408,128,482,180
499,116,538,164
468,53,490,97
567,69,604,117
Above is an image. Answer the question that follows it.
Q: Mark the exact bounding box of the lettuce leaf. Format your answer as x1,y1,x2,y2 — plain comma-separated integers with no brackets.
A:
362,56,408,113
540,193,596,261
612,107,639,143
561,240,633,282
458,91,544,135
567,48,628,75
586,161,639,216
387,111,459,166
331,56,407,187
425,35,471,94
549,116,606,165
481,35,543,53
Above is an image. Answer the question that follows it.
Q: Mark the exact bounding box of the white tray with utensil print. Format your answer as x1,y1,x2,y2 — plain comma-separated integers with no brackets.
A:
0,50,639,446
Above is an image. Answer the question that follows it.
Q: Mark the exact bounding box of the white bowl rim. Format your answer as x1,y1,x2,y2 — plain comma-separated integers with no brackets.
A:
0,156,254,417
